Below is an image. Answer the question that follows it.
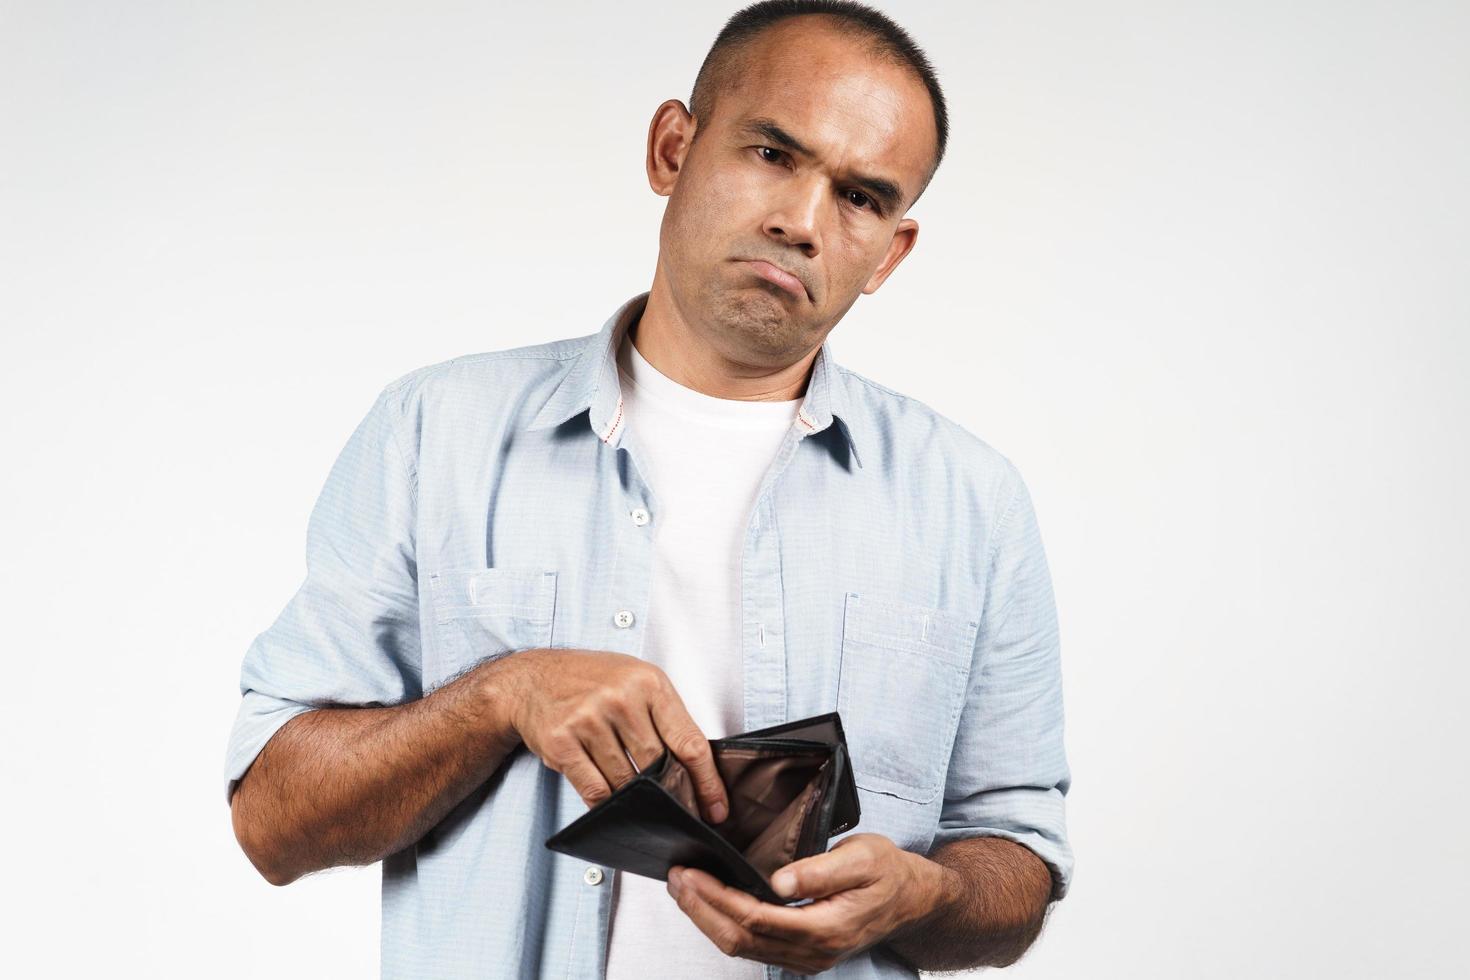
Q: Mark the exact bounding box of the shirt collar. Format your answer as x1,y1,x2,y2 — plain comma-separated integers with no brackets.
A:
527,290,862,469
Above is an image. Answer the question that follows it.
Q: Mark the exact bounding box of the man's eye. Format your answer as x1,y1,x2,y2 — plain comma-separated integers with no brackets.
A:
754,148,878,214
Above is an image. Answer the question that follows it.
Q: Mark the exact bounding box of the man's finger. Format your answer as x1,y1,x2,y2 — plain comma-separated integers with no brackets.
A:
615,708,668,773
672,866,816,942
648,695,729,823
771,835,881,900
579,718,640,791
558,745,614,808
667,867,831,970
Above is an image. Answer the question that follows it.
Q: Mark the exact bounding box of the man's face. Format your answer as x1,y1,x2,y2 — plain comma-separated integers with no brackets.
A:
650,19,937,366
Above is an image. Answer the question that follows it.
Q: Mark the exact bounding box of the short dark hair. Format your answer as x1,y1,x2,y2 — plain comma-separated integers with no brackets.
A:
687,0,949,207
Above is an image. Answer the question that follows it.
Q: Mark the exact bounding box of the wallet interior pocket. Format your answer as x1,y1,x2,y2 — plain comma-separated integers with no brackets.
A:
653,746,832,877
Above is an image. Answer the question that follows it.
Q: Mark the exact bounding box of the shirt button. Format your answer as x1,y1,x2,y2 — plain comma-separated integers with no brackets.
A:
630,507,650,527
584,866,604,886
613,609,636,629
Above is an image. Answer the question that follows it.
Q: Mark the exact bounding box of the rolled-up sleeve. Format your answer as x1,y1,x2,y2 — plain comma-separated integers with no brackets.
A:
932,468,1074,902
223,381,422,802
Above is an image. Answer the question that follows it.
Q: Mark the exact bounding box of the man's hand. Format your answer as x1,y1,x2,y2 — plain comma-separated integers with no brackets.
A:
499,648,730,823
663,833,948,975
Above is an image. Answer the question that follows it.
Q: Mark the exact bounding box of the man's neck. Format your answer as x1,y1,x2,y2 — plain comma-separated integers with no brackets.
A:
631,278,818,403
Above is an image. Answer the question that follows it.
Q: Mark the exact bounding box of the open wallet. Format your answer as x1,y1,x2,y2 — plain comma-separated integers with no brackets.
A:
544,711,860,904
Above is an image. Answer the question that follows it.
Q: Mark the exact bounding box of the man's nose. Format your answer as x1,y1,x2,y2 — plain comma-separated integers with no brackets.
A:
762,176,826,257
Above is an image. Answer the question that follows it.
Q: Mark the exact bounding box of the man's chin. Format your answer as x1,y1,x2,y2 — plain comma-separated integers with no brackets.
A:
709,296,810,360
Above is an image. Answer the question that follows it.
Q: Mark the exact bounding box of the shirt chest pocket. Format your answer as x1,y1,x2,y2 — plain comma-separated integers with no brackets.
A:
836,591,979,804
426,567,558,685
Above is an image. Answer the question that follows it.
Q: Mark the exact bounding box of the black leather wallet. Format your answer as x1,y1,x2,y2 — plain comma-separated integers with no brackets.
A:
544,711,860,904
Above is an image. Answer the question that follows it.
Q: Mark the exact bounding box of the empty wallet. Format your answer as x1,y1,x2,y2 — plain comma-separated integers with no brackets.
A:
544,711,860,904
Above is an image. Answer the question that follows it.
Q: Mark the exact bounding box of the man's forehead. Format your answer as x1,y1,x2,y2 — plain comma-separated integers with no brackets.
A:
722,90,931,207
715,30,936,195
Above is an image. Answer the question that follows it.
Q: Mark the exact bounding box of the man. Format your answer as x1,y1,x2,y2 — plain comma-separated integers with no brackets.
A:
225,2,1073,976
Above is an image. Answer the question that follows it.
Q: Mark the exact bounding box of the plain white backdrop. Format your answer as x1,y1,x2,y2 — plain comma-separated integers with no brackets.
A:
2,1,1466,976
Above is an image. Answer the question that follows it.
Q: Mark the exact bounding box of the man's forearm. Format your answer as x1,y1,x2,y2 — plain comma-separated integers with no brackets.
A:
229,656,523,886
883,836,1055,971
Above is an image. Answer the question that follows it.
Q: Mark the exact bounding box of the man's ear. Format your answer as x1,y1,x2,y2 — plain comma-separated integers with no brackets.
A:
647,99,698,197
861,218,919,294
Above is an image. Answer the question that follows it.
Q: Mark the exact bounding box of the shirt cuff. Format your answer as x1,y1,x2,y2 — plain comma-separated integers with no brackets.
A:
222,690,317,803
931,786,1074,902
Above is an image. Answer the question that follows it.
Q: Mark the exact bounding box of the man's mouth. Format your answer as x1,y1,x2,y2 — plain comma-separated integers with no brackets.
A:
739,259,808,301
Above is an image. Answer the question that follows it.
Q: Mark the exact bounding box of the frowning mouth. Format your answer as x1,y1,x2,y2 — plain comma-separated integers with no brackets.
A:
737,259,809,301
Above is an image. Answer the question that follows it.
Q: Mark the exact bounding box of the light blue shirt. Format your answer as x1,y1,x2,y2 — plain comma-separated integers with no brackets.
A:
224,291,1073,979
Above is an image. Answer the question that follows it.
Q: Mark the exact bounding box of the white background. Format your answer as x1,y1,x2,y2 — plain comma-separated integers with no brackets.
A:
2,1,1466,976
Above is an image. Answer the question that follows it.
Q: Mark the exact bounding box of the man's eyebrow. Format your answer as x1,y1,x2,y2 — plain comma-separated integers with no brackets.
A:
739,116,907,214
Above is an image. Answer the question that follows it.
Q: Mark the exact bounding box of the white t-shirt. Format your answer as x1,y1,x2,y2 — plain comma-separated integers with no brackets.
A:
602,327,801,979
